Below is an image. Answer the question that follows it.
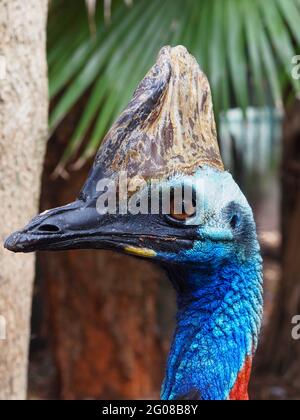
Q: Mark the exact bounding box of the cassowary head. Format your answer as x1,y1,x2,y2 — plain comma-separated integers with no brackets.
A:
5,46,263,401
5,46,257,270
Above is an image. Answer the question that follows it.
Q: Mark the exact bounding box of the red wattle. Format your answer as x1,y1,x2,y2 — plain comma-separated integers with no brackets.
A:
229,356,252,400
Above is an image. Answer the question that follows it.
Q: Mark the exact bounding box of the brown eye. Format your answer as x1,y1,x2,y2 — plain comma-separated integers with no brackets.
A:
169,197,196,221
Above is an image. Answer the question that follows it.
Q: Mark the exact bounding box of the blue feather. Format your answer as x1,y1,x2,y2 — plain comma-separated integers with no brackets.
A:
157,168,263,400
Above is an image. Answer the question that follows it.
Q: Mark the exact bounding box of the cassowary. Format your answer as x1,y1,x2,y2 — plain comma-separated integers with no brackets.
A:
5,46,263,400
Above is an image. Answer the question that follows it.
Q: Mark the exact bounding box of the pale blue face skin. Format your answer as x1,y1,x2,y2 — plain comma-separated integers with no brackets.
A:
169,168,250,227
154,168,263,400
151,167,259,267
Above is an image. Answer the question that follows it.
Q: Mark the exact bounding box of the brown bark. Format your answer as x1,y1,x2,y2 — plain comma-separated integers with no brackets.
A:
0,0,48,399
38,120,173,399
259,99,300,385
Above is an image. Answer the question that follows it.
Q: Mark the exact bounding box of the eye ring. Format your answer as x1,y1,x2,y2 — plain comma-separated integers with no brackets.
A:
165,194,196,225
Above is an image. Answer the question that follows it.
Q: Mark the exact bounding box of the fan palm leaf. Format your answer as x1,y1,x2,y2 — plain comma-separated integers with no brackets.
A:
48,0,300,171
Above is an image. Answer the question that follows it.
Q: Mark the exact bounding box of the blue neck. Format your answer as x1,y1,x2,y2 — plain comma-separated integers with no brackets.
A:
161,254,263,400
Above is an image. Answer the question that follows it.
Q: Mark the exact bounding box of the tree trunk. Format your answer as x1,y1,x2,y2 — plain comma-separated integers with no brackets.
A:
259,99,300,386
0,0,48,400
37,114,173,400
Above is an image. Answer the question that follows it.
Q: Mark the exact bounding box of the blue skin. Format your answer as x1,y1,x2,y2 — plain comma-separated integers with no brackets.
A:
153,168,263,400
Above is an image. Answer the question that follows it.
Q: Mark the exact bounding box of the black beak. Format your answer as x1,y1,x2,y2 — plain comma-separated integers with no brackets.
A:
4,199,134,253
4,193,196,258
3,163,194,257
3,197,163,258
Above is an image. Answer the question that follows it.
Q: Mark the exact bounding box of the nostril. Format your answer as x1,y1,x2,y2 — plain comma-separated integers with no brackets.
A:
38,224,60,233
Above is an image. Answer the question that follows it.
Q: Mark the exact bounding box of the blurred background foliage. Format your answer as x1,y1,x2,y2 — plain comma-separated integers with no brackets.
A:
29,0,300,399
48,0,300,174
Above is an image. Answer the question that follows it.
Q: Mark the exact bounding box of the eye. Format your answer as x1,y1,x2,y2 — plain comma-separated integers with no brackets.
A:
168,190,196,222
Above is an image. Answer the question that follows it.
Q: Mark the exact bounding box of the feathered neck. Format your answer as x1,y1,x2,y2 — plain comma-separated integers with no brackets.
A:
161,253,263,400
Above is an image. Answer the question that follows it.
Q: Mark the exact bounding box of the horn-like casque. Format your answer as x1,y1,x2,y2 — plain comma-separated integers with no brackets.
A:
87,45,224,189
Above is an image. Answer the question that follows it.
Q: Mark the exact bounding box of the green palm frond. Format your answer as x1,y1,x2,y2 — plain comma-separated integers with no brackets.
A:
48,0,300,171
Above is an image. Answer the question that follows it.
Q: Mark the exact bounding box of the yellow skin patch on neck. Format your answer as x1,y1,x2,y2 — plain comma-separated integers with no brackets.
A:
124,246,156,258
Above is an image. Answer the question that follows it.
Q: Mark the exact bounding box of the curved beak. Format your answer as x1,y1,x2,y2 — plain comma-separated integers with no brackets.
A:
4,200,123,253
4,200,99,252
4,199,160,258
